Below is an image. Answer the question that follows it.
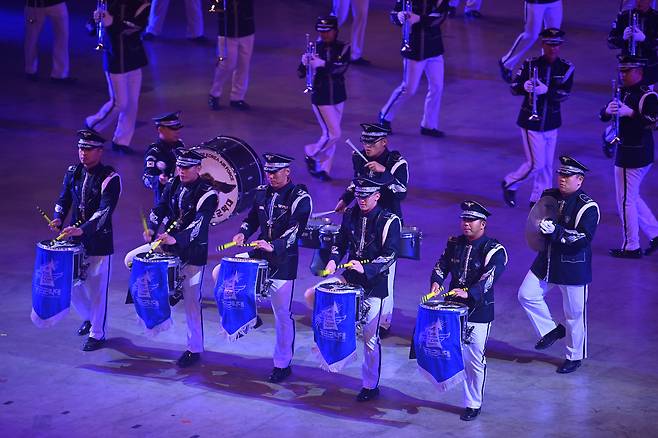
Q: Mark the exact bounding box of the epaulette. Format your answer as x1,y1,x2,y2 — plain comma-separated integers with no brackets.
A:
67,164,78,172
256,184,268,191
578,193,594,204
295,183,309,196
389,150,403,161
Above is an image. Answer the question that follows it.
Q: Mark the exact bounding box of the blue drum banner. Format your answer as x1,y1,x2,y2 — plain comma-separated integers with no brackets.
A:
130,258,172,334
214,260,258,341
312,288,357,372
31,245,73,327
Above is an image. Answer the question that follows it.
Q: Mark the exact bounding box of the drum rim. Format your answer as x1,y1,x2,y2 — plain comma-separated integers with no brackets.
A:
319,224,341,233
222,257,268,266
134,252,181,264
316,282,365,296
37,240,82,251
420,299,468,314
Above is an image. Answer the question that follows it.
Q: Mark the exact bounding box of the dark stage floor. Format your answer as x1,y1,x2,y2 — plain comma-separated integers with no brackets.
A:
1,0,658,436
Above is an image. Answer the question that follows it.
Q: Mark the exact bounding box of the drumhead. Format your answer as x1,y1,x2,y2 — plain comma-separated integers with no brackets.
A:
420,299,468,315
306,217,332,229
319,224,340,235
193,136,263,225
316,281,364,296
37,240,82,252
222,257,268,267
134,252,181,267
401,226,421,237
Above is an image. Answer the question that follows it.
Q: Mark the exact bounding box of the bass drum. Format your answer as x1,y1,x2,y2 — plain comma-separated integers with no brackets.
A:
192,136,264,225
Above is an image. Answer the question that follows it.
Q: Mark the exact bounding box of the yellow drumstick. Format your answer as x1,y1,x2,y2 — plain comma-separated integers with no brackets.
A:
319,259,370,277
53,219,83,242
147,220,179,256
36,205,53,225
140,210,149,234
216,241,258,252
420,287,467,304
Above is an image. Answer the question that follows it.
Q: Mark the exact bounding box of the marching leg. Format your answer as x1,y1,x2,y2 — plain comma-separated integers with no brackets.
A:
86,256,111,343
555,284,587,374
230,34,255,103
461,322,491,420
380,261,396,332
420,55,445,132
530,130,557,204
146,0,169,36
50,2,70,79
177,265,204,367
359,297,383,400
517,271,559,340
85,72,120,136
350,0,369,61
24,6,46,76
500,2,544,71
380,58,425,124
184,0,204,38
113,68,142,148
268,280,295,382
209,37,239,101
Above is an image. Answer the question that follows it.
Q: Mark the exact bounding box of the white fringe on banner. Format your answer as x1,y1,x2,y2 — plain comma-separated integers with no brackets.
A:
314,343,358,372
31,307,69,328
219,317,257,342
141,317,173,336
417,366,465,392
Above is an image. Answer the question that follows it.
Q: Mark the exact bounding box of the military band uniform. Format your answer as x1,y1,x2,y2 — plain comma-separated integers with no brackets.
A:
608,6,658,85
332,0,369,62
380,0,449,136
85,0,150,152
430,202,507,420
145,0,203,39
209,0,254,109
54,130,121,349
24,0,71,80
142,112,185,204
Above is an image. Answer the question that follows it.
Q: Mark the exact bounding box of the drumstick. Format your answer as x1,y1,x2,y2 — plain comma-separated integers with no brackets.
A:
140,209,149,234
216,241,258,252
311,210,337,219
147,220,179,256
319,259,371,277
345,139,368,163
36,205,53,226
420,286,444,304
53,219,83,242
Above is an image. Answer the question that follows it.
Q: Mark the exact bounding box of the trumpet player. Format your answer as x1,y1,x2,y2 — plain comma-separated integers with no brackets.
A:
298,16,350,181
600,55,658,258
608,0,658,84
379,0,450,138
208,0,254,111
501,29,574,208
84,0,150,155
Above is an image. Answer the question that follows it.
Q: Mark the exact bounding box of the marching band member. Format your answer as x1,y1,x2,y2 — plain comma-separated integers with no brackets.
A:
299,16,350,182
336,123,408,336
142,0,204,41
501,29,574,208
85,0,151,155
429,201,507,421
208,0,255,111
305,176,401,402
518,156,599,374
498,0,563,83
332,0,370,64
49,129,121,351
216,153,312,382
600,55,658,258
142,111,185,204
379,0,450,138
125,149,219,368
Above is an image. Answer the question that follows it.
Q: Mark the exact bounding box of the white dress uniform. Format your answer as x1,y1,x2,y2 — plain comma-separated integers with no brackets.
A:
145,0,203,38
332,0,369,61
24,0,70,79
500,0,563,71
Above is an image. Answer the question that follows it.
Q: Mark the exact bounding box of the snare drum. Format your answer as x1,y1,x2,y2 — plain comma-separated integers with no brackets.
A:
399,226,423,260
193,136,264,225
37,240,85,285
319,224,341,249
299,217,332,249
134,252,182,294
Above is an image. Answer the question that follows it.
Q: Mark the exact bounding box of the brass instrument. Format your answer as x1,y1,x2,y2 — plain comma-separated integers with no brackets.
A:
95,0,107,51
630,12,638,56
401,0,412,52
304,33,316,94
528,62,540,122
603,79,621,158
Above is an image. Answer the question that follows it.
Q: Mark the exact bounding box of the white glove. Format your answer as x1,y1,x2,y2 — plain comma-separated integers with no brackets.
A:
397,11,407,23
309,56,326,69
618,102,634,117
94,9,113,26
523,80,534,93
623,26,633,41
633,27,646,42
539,219,556,235
605,100,619,115
300,54,309,66
534,80,548,95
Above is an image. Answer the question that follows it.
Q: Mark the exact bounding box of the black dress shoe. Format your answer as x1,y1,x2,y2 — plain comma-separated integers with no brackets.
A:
77,320,91,336
315,171,332,182
378,113,392,133
379,326,391,339
556,359,582,374
112,142,134,155
50,76,77,85
498,59,514,83
230,100,251,110
501,181,516,207
351,57,371,66
208,95,220,110
460,407,481,421
356,387,380,402
609,248,642,259
169,290,184,306
82,337,105,351
305,155,317,173
464,10,483,18
420,127,445,138
645,237,658,255
268,366,292,383
535,323,566,350
176,350,200,368
254,315,264,329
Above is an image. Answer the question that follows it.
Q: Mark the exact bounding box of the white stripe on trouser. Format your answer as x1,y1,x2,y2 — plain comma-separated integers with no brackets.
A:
362,296,383,389
380,261,396,330
614,165,658,251
269,279,296,368
24,3,70,78
332,0,369,60
71,255,111,340
504,128,557,203
449,0,483,12
462,322,490,409
209,34,255,101
146,0,204,38
304,103,344,173
380,55,444,130
85,69,143,146
180,265,204,353
518,271,588,361
500,1,562,70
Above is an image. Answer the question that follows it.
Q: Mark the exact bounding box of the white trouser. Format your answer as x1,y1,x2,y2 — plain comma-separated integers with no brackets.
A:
462,322,490,409
449,0,483,12
209,34,255,101
380,261,395,329
614,165,658,251
24,3,69,78
304,103,344,174
269,279,296,368
333,0,369,60
501,0,563,70
71,255,111,340
146,0,204,38
503,128,557,203
86,69,143,147
380,55,444,130
125,246,205,353
518,271,588,361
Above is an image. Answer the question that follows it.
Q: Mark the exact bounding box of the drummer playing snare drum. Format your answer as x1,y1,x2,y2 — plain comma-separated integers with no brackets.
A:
428,200,507,421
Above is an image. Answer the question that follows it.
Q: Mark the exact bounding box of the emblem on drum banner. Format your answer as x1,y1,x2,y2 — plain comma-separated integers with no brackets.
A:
129,258,173,334
312,287,358,372
413,304,466,392
31,245,73,328
214,260,259,341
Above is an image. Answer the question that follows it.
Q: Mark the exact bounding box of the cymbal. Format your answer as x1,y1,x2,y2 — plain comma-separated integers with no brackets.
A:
525,196,559,252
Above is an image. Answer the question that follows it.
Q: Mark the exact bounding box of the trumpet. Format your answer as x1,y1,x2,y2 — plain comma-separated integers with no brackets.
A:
603,79,622,157
304,33,316,94
528,62,540,122
95,0,107,51
630,12,638,57
401,0,412,52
